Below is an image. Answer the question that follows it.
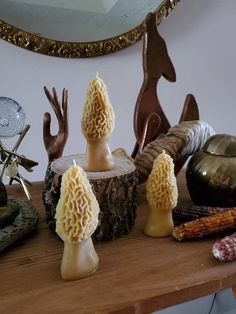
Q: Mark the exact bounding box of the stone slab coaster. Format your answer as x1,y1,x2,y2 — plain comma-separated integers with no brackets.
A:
0,203,19,228
0,198,38,252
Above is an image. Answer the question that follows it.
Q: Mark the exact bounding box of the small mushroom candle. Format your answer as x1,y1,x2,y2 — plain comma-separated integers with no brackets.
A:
144,151,178,237
81,73,115,171
55,161,100,280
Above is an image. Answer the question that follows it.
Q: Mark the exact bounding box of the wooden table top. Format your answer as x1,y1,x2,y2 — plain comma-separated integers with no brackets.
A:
1,172,236,314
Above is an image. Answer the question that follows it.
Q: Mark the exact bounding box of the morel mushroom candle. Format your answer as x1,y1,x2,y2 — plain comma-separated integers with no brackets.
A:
144,151,178,237
55,161,100,280
82,73,115,171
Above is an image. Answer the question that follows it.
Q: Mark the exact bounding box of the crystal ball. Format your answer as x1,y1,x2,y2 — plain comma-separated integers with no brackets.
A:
0,97,26,138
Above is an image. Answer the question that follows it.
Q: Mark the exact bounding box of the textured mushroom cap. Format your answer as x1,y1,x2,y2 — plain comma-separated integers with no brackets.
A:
146,151,178,211
81,74,115,140
55,163,100,243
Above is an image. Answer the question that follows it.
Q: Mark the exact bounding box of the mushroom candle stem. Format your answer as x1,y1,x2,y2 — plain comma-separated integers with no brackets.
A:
85,138,114,172
144,210,174,238
61,238,99,280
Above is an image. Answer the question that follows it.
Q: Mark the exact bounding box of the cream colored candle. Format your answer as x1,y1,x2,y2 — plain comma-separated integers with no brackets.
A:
144,151,178,237
81,73,115,171
55,161,100,280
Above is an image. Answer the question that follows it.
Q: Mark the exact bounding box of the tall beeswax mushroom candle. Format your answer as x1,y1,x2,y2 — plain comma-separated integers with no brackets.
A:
55,161,99,280
82,73,115,171
145,151,178,237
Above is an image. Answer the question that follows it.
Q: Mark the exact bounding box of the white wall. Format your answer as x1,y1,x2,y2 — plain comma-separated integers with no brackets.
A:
1,0,236,184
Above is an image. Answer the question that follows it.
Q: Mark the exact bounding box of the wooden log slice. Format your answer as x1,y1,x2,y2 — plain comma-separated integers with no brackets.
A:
42,154,137,242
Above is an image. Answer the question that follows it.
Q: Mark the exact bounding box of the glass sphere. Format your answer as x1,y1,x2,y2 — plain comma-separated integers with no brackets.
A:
0,97,26,138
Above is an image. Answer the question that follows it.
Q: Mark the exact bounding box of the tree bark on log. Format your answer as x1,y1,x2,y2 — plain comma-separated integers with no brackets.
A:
42,155,137,242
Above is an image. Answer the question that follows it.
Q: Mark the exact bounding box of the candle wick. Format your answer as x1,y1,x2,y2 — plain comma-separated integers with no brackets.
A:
73,159,77,166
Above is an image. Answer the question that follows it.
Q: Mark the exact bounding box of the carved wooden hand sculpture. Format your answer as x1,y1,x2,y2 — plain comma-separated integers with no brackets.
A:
43,87,68,162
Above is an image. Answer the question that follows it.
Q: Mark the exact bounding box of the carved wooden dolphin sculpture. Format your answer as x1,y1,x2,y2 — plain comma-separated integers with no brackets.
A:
132,12,199,160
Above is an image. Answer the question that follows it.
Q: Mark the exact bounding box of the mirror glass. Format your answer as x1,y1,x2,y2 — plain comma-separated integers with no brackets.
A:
0,0,179,57
1,0,162,42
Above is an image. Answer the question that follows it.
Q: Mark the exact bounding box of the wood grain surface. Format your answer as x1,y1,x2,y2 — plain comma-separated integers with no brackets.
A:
1,172,236,314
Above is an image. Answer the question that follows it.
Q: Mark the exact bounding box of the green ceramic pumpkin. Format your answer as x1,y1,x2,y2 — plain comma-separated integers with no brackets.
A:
186,134,236,206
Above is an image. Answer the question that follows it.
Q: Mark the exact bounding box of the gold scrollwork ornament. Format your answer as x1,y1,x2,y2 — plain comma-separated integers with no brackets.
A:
0,0,180,58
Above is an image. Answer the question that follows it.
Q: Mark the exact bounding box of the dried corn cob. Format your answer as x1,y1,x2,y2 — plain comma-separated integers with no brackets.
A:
212,232,236,262
173,204,230,225
172,208,236,241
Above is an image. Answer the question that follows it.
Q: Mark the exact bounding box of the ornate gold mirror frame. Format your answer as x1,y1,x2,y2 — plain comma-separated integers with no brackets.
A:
0,0,180,58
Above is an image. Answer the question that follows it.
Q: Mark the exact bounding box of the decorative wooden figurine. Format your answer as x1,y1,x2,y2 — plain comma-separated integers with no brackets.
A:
144,151,178,237
81,73,115,171
132,12,199,175
43,86,68,163
42,87,69,228
56,161,99,280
